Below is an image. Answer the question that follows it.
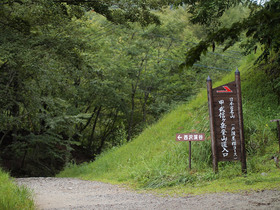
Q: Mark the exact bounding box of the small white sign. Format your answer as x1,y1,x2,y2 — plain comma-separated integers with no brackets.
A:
176,133,205,141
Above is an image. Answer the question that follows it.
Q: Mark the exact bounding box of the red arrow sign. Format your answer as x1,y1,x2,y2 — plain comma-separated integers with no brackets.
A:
216,86,233,93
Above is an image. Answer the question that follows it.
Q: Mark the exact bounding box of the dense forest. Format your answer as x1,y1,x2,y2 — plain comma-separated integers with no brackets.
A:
0,0,279,177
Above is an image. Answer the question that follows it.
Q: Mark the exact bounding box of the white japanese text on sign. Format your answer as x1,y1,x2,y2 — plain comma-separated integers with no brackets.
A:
176,133,205,141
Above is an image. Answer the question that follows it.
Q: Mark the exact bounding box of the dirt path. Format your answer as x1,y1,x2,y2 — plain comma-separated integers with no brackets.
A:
16,177,280,210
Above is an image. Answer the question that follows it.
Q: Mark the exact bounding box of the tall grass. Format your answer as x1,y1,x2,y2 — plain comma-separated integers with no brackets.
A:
58,53,280,194
0,168,35,210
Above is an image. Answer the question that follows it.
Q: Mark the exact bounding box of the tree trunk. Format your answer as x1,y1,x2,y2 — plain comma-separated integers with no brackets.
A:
88,106,102,150
96,110,118,155
127,84,136,141
142,86,152,123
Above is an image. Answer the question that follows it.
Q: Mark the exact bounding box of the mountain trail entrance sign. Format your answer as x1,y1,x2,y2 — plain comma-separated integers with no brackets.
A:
207,68,247,174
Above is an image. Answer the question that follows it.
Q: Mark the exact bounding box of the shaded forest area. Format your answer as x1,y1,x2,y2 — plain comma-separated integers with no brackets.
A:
0,0,279,177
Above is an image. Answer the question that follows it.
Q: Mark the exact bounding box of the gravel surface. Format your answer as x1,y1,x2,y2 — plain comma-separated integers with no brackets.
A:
16,177,280,210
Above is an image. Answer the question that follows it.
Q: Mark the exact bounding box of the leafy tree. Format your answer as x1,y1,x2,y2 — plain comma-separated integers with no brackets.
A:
89,7,241,141
167,0,280,102
0,0,245,176
0,0,168,176
0,0,93,176
169,0,280,67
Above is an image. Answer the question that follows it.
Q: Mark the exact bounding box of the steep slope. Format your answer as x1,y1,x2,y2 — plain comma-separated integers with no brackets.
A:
59,54,280,194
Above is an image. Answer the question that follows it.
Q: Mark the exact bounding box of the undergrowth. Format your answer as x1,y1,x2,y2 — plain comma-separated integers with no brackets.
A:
58,53,280,195
0,168,35,210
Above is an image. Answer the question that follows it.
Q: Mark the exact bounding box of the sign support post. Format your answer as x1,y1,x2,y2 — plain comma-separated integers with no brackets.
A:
189,141,191,170
278,120,280,152
235,69,247,174
207,76,218,173
270,119,280,153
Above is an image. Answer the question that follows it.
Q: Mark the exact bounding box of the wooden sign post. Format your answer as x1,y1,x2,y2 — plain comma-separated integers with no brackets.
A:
176,133,205,170
207,68,247,174
270,119,280,153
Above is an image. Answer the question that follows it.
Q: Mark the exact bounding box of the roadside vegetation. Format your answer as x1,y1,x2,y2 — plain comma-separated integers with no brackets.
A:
0,2,243,177
58,53,280,194
0,169,35,210
1,0,279,201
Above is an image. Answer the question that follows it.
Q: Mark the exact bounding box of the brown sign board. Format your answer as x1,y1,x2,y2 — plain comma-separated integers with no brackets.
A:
212,82,241,161
176,133,205,141
207,69,247,173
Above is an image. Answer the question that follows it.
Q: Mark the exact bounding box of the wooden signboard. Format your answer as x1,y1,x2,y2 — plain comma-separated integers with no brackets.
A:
207,69,247,173
212,81,241,161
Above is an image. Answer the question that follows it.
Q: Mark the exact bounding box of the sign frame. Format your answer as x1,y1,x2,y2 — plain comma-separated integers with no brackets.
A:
207,68,247,174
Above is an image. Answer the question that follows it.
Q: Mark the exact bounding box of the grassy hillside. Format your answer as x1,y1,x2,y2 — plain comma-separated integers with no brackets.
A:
0,168,35,210
58,53,280,194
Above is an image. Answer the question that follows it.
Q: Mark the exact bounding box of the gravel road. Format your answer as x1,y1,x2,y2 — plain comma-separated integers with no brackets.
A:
16,177,280,210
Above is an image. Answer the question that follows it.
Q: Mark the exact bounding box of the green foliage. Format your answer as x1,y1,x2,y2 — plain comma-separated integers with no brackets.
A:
0,168,35,210
0,0,255,177
2,132,71,176
0,0,93,176
180,0,280,68
58,54,280,194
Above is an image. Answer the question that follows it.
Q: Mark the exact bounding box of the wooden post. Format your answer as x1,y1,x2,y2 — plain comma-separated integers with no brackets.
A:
270,119,280,153
235,68,247,174
207,76,218,173
277,121,280,153
189,141,191,170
